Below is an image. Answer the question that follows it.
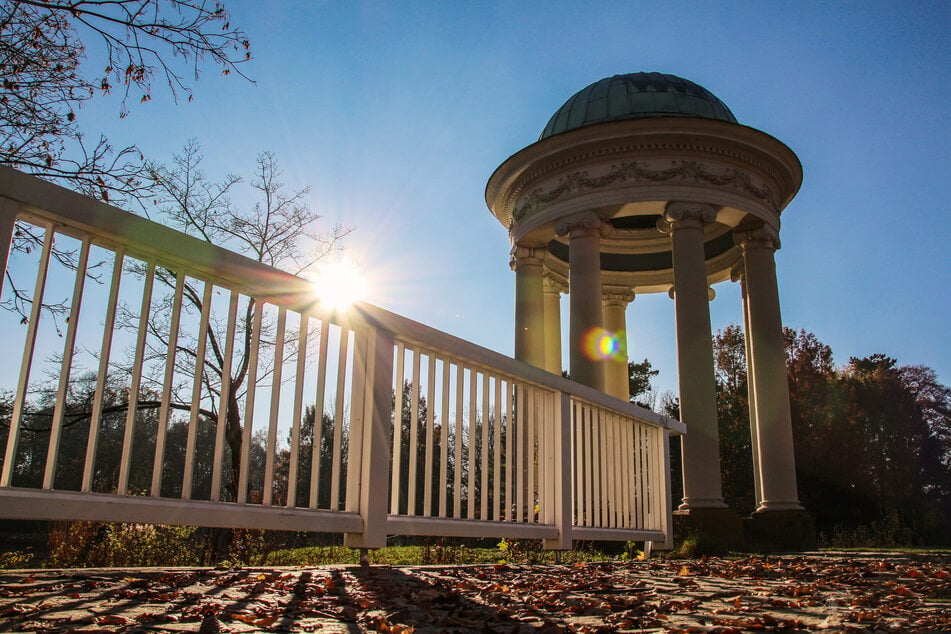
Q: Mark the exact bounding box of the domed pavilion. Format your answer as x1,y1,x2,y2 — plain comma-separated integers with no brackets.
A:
486,72,812,547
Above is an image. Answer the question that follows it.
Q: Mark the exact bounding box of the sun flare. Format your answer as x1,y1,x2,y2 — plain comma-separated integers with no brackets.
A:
310,257,367,310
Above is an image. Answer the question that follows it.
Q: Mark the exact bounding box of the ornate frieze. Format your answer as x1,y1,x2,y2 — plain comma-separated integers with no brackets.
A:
512,160,777,225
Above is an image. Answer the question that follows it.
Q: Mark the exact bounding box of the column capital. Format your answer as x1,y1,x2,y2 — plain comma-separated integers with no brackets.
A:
659,201,718,232
735,225,781,251
602,285,635,306
543,273,568,295
730,260,746,283
509,244,547,270
555,211,613,238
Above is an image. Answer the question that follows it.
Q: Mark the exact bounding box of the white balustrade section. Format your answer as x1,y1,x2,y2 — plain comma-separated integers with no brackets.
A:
0,167,683,550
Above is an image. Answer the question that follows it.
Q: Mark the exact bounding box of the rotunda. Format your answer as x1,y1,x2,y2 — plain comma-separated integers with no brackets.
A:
486,72,812,546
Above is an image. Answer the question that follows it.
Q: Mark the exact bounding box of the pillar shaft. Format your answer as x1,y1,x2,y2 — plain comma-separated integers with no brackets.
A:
739,274,764,506
543,274,566,375
602,287,634,401
512,245,546,369
664,202,726,510
557,212,610,392
739,228,802,511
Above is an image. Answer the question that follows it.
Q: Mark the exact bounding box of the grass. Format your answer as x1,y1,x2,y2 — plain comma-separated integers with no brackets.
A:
261,541,617,567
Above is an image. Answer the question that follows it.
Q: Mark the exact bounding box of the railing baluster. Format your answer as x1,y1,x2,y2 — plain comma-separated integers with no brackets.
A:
620,419,632,528
1,224,54,487
211,290,239,502
515,383,525,522
152,269,185,497
438,356,450,518
492,376,502,521
480,371,490,519
467,366,477,519
82,249,124,493
237,299,263,504
390,341,405,513
182,280,214,501
453,361,463,519
329,328,349,510
285,311,309,508
407,349,421,515
311,321,331,509
44,236,91,489
527,387,536,522
263,308,287,506
346,326,369,515
504,380,513,522
424,351,436,516
117,260,156,495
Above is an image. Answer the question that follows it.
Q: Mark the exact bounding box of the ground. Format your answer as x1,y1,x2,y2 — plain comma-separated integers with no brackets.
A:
1,553,949,632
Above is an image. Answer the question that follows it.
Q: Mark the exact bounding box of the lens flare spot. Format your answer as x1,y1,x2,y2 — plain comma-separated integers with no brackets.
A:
581,327,626,361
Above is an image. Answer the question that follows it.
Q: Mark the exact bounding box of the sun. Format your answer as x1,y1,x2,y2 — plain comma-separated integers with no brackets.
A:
310,256,367,310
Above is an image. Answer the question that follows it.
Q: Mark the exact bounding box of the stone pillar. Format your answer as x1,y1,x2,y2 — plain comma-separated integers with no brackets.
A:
661,202,726,510
602,286,635,401
511,244,546,369
543,273,567,375
733,265,764,506
737,227,803,512
555,212,612,392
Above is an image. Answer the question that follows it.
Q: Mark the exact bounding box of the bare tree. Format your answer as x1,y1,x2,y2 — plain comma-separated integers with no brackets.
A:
1,0,250,200
1,0,252,322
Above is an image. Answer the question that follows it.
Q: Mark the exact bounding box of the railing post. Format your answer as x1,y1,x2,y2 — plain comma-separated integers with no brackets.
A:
544,392,573,550
344,323,395,549
650,428,675,552
0,197,18,297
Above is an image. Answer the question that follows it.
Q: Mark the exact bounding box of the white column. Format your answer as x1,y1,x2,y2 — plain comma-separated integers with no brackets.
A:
602,286,635,401
511,244,546,369
737,226,803,512
556,212,612,392
662,202,726,510
543,273,567,375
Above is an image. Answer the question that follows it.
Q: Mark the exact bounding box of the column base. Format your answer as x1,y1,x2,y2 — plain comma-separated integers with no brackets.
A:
743,509,816,552
673,507,745,553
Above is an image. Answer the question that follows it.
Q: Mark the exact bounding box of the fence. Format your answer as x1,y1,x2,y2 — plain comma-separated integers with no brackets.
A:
0,167,683,551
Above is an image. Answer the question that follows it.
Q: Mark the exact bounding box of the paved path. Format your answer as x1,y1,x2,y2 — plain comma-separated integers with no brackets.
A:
1,554,949,632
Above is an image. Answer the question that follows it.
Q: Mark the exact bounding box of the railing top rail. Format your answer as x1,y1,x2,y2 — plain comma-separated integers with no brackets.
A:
0,166,685,435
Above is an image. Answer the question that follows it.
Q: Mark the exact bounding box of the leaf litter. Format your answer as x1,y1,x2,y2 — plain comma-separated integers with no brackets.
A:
0,553,948,632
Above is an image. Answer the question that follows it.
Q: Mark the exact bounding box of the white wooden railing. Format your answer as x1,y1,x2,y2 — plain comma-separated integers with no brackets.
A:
0,167,683,550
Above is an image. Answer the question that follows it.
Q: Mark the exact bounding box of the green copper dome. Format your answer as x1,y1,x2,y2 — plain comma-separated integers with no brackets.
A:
540,72,737,140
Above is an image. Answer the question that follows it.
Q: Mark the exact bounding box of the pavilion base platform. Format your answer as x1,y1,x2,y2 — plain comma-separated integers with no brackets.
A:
673,507,746,553
744,509,817,552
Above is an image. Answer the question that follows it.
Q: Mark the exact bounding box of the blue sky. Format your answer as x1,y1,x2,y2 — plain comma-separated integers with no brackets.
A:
79,0,951,395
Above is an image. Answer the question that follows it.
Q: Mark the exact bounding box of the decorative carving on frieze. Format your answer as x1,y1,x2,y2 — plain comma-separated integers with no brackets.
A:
512,160,777,223
554,211,612,238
